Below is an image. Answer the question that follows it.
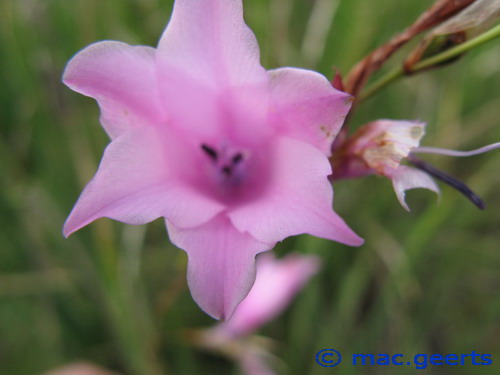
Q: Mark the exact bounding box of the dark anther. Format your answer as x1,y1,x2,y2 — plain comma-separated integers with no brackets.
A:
232,153,243,165
222,166,232,176
408,155,485,210
201,144,218,161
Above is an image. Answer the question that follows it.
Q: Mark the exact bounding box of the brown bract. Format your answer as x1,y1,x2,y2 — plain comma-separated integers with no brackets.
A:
344,0,477,97
405,0,500,71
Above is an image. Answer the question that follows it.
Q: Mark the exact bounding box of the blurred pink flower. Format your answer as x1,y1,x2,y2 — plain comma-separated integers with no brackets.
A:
195,253,320,375
217,253,320,337
62,0,362,319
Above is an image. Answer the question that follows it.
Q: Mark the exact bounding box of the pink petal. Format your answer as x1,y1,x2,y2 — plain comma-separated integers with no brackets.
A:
392,166,441,211
63,41,165,139
157,0,266,89
268,68,353,156
221,253,320,337
166,215,273,320
64,127,225,237
155,0,270,145
229,137,363,246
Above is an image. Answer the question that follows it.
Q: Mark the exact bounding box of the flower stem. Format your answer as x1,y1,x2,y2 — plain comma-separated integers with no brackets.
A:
358,67,403,102
358,23,500,102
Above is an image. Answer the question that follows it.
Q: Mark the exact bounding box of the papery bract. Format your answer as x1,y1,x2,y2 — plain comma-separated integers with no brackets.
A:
63,0,362,320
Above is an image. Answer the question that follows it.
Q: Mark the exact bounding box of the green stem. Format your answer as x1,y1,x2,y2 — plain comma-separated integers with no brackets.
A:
105,281,165,375
92,228,165,375
358,67,403,102
359,23,500,102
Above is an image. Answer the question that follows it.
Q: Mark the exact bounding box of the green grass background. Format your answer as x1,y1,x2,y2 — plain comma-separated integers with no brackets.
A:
0,0,499,374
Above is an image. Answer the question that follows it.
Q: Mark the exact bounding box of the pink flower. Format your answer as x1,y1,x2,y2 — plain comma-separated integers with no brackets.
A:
63,0,362,319
333,119,439,210
193,253,320,375
216,253,320,337
333,119,427,179
333,119,500,210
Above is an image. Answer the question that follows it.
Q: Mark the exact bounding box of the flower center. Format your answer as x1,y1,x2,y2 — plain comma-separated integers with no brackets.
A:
201,143,246,182
198,141,269,206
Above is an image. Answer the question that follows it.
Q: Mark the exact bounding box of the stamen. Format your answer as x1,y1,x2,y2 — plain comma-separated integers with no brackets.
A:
413,142,500,157
232,153,243,165
408,155,485,210
201,144,218,161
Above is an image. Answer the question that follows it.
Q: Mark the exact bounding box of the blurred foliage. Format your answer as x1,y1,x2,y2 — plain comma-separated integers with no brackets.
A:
0,0,499,374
